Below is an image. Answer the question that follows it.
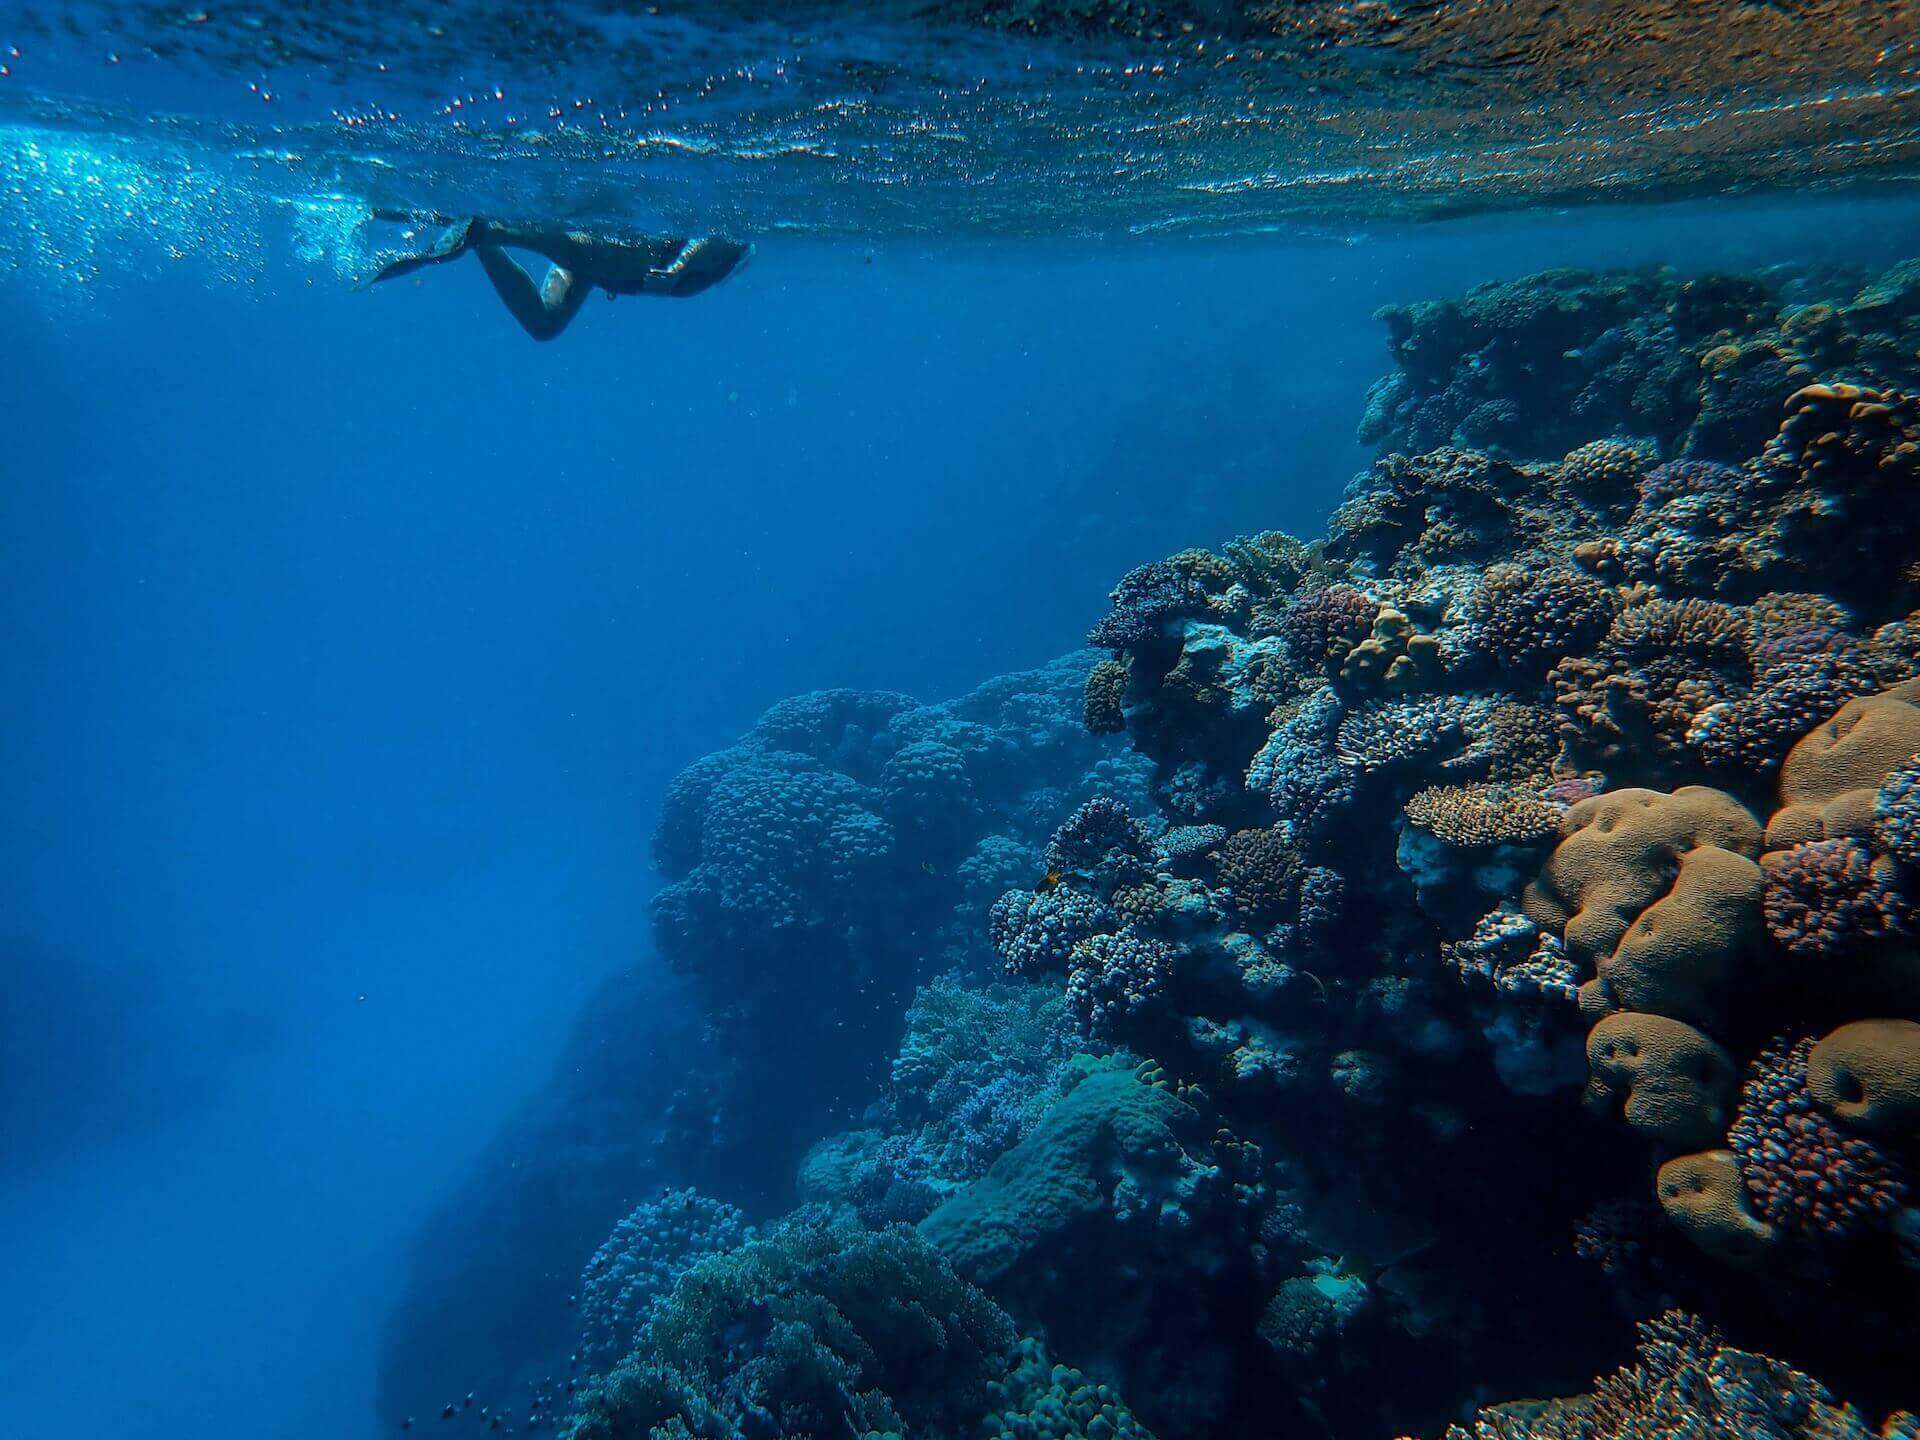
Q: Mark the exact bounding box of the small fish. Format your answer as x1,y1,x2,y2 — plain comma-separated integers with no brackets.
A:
1035,868,1064,892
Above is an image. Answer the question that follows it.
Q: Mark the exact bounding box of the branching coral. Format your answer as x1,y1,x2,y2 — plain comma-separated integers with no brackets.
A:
1727,1036,1908,1242
578,1190,750,1370
1083,657,1131,735
1467,563,1616,677
565,1211,1017,1440
1089,561,1208,650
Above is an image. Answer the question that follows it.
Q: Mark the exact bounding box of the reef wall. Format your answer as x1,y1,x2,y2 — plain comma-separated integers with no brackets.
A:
399,256,1920,1440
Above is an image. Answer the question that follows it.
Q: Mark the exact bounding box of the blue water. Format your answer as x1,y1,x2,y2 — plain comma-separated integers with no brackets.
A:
7,6,1920,1437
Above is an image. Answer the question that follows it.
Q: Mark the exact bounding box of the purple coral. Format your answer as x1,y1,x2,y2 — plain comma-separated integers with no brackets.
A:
1468,563,1614,675
1875,761,1920,868
1761,837,1911,960
1689,624,1879,773
1274,585,1378,673
1087,561,1207,650
1728,1036,1907,1240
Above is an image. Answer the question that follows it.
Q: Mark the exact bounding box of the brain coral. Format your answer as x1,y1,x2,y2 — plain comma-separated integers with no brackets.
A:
1807,1019,1920,1137
1523,787,1765,1025
1768,678,1920,848
1584,1012,1737,1154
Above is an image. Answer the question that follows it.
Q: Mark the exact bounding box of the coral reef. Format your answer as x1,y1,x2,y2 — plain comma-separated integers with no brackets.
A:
1400,1310,1909,1440
475,257,1920,1440
1361,261,1920,464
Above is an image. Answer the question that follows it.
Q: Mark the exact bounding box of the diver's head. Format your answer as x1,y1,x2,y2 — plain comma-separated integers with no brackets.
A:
541,263,575,309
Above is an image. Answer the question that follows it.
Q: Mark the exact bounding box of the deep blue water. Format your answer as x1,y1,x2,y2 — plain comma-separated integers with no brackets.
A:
8,66,1920,1427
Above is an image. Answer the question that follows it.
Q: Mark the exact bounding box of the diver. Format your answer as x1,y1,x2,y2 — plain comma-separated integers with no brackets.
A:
367,214,752,341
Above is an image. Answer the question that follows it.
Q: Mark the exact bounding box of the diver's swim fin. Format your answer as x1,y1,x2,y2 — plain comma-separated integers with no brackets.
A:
359,218,477,289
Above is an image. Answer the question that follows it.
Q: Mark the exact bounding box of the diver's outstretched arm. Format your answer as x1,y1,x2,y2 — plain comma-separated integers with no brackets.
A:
472,245,591,341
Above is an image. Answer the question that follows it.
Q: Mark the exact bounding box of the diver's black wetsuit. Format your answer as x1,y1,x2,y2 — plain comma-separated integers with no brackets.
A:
369,215,751,341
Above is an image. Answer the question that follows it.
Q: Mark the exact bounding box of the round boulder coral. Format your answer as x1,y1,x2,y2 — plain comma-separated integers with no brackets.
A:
1585,1012,1738,1154
1524,787,1765,1026
1561,438,1647,513
1807,1019,1920,1138
1655,1149,1780,1268
1768,678,1920,848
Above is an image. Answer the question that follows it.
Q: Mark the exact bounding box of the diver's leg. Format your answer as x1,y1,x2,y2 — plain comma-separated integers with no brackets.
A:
365,219,476,288
473,246,589,341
